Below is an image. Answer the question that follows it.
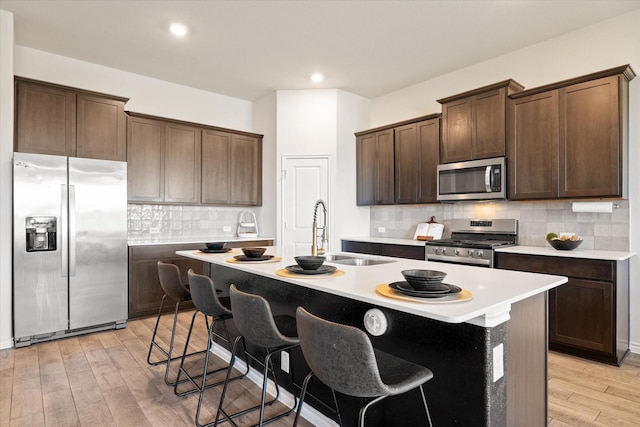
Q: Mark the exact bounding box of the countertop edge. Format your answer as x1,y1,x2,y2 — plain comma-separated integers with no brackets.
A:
496,245,636,261
128,237,275,246
341,236,428,247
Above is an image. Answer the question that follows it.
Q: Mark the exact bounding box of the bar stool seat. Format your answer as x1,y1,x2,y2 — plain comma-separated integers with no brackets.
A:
293,307,434,427
147,261,207,386
214,284,300,427
175,270,248,426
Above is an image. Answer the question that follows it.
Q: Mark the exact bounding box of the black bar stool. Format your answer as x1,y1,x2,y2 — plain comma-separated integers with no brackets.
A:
147,261,208,386
214,284,300,427
175,270,248,423
293,307,434,427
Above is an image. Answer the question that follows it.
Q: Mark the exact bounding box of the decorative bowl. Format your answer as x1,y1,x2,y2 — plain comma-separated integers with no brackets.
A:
294,256,326,270
401,269,447,290
546,239,582,251
206,242,225,250
242,247,267,258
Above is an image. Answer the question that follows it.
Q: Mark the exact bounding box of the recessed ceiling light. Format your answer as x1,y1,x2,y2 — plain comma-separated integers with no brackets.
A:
169,22,188,37
311,73,324,83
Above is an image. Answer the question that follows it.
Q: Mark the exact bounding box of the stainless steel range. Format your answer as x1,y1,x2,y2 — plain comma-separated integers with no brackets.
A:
425,219,518,267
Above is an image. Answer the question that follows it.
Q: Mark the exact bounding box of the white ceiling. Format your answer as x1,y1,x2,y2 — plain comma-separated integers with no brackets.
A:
2,0,640,101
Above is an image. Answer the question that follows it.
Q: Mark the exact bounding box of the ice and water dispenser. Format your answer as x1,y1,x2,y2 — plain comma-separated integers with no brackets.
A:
25,216,57,252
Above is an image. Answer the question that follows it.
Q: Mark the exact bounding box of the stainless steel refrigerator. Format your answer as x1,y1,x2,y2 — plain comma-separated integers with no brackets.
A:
13,152,128,347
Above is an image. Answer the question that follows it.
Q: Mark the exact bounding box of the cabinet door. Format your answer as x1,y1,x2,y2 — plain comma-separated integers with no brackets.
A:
164,122,201,203
76,94,126,161
416,118,440,203
127,115,165,202
473,88,506,159
356,133,377,205
201,129,231,204
559,76,621,198
549,278,614,353
15,80,76,156
440,97,472,163
394,123,419,204
507,90,559,200
376,130,395,204
229,134,262,205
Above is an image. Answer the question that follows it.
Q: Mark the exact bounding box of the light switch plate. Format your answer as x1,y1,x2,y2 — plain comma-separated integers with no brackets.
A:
493,344,504,382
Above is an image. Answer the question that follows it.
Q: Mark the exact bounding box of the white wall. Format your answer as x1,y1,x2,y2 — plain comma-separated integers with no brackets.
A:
0,10,15,349
253,92,278,240
369,9,640,353
272,89,371,252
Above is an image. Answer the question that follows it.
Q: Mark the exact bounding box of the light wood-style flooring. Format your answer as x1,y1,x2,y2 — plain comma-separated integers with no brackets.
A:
1,312,639,426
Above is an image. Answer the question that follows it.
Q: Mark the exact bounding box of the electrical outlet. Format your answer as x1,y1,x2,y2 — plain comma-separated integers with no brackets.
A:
493,344,504,382
281,351,290,373
149,227,160,234
378,227,386,233
223,226,231,232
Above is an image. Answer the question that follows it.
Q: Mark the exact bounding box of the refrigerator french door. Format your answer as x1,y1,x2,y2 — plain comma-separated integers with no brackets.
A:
13,152,127,347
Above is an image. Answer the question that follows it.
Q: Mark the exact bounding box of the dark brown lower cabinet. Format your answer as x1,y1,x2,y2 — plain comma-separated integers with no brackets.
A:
128,240,273,319
495,252,629,365
341,240,425,260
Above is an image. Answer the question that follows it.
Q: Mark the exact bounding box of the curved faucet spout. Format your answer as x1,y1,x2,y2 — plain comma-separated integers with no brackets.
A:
312,200,328,256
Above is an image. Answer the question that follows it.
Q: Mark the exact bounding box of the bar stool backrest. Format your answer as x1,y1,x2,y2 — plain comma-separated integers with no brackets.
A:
187,270,232,317
296,307,390,398
229,284,298,348
157,261,190,300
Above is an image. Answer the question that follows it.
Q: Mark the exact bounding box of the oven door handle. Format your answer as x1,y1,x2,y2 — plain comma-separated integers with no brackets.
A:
426,254,491,267
485,166,492,192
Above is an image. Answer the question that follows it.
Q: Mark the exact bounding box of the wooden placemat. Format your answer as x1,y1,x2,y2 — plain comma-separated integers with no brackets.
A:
375,284,473,303
275,268,345,279
226,256,282,264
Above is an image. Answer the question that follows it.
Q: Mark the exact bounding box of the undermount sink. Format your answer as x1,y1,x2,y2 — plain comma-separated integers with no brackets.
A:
325,254,395,266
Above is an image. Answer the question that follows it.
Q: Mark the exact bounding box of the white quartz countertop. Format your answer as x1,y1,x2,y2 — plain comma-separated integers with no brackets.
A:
496,245,636,261
128,236,275,246
177,247,567,327
341,236,427,247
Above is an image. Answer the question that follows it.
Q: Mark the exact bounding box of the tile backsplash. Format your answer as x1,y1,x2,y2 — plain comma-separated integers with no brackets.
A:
128,204,259,240
370,200,630,251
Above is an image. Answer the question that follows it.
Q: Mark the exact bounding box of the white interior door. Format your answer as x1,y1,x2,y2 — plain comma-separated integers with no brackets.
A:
282,156,329,258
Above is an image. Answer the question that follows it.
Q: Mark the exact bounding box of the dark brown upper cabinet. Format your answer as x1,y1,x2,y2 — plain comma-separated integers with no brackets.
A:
356,129,395,205
127,115,165,202
394,117,440,204
15,78,127,161
201,129,262,206
508,65,635,200
127,112,262,206
438,79,524,164
126,114,201,204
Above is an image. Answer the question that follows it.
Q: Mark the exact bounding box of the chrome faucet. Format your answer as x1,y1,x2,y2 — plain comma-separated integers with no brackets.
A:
311,199,327,256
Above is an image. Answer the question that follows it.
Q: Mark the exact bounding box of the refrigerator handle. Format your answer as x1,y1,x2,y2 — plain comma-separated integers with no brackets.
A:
69,184,76,277
61,184,68,277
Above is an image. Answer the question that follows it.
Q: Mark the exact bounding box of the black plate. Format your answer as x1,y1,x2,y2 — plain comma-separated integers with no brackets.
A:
199,248,231,254
285,265,337,275
389,281,461,298
233,254,274,262
395,281,451,294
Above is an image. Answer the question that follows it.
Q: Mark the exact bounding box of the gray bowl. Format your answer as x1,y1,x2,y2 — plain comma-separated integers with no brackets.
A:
206,242,225,250
547,239,582,251
242,247,267,258
294,256,326,270
401,269,447,290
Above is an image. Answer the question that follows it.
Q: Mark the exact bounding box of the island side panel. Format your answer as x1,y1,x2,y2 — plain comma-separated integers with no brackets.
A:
208,263,508,426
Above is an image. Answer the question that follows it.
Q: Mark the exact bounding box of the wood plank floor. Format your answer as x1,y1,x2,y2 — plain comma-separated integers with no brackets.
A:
1,312,639,426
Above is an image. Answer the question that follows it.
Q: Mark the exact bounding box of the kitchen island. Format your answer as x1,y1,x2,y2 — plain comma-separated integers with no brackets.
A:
177,248,567,426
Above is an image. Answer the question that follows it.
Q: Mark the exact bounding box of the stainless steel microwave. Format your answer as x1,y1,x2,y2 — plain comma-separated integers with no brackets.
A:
437,157,506,201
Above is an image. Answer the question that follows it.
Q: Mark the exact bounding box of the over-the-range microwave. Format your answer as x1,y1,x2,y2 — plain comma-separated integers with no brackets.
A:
437,157,506,201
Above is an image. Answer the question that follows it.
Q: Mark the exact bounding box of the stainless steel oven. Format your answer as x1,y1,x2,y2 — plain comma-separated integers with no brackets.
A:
437,157,506,201
425,218,517,268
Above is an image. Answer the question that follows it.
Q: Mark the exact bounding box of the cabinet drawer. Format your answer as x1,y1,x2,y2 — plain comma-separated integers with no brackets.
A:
380,244,425,260
495,253,614,281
